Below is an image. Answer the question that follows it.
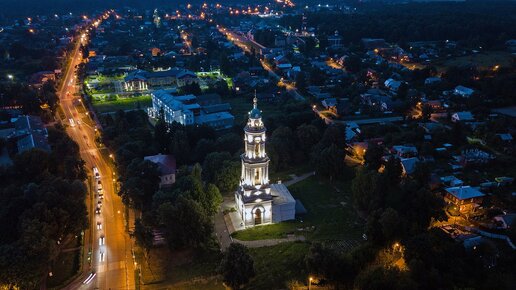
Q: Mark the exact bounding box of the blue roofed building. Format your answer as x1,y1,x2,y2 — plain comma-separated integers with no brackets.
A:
148,90,234,130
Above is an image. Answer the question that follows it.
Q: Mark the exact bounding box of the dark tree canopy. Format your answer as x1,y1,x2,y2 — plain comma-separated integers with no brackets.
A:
219,243,255,290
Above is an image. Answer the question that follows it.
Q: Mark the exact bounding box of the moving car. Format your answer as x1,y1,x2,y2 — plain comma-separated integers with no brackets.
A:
97,180,103,192
93,167,100,179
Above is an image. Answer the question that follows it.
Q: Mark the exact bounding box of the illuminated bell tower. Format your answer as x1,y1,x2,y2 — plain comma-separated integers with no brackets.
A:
153,9,161,28
235,96,273,227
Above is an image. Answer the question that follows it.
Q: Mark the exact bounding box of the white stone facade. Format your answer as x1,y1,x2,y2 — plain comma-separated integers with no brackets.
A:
235,97,295,227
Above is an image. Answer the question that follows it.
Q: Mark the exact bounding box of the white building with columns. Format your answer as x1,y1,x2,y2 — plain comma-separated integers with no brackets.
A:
235,97,296,227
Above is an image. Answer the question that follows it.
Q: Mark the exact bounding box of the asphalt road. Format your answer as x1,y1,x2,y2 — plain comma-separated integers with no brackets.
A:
57,30,135,290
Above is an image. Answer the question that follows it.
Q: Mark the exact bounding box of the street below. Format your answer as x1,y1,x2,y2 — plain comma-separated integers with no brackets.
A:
58,29,136,290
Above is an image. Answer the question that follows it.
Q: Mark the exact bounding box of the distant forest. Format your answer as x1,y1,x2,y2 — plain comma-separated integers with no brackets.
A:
282,1,516,49
0,0,268,18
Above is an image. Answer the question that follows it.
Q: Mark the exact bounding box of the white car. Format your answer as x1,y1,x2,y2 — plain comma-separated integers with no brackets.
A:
96,222,102,230
69,118,75,127
93,167,100,179
99,236,105,245
96,180,103,192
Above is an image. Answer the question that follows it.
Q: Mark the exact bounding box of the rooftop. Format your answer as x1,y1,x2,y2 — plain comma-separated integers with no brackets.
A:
144,154,176,175
445,186,485,200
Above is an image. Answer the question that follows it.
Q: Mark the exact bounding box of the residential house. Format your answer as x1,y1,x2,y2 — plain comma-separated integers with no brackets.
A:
496,133,513,143
287,66,301,79
384,78,402,92
392,145,418,158
424,77,441,85
452,111,474,122
345,122,360,142
400,157,419,175
454,85,475,98
11,115,51,153
274,55,292,70
444,186,485,213
422,99,444,111
322,98,337,111
144,154,176,187
441,175,464,187
460,148,494,165
493,214,516,229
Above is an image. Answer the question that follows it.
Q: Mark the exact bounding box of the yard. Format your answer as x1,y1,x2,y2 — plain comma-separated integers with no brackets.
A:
232,176,364,242
269,164,312,183
136,246,224,290
247,242,310,290
92,95,152,114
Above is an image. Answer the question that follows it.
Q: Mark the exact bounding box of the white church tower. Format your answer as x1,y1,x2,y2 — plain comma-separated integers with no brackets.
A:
235,96,273,226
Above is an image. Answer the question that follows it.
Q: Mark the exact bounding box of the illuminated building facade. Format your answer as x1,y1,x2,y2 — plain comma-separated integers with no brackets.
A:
235,97,295,227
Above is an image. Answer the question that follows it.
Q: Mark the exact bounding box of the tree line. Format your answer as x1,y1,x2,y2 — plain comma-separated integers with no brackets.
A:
281,1,516,49
0,125,88,289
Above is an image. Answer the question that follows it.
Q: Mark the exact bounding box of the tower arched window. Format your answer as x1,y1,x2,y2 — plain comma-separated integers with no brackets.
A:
254,169,260,184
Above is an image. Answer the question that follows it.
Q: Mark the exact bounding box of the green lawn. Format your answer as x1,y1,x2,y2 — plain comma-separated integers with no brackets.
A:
232,176,364,241
269,164,312,183
137,246,224,289
247,242,310,290
93,95,152,114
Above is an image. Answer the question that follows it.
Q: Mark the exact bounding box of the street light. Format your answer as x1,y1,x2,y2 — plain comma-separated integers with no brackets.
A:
7,74,13,80
308,277,313,290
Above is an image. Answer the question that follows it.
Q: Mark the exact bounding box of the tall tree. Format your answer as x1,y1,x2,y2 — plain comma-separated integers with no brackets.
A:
314,143,346,181
119,159,160,209
158,197,213,250
296,124,321,155
219,243,255,290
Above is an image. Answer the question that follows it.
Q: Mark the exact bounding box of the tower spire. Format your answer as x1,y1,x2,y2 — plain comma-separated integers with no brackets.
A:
253,90,258,109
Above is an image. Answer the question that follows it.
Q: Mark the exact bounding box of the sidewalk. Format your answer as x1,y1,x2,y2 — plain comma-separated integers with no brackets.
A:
214,201,233,251
233,235,306,248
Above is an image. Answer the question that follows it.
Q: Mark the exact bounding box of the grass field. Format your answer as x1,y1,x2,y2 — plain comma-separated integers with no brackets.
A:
435,51,514,72
247,242,310,290
92,95,152,114
232,176,364,241
269,164,312,183
137,246,224,289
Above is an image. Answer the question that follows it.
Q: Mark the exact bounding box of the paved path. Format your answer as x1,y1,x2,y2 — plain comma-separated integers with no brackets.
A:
233,235,306,248
214,206,233,251
283,171,315,187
